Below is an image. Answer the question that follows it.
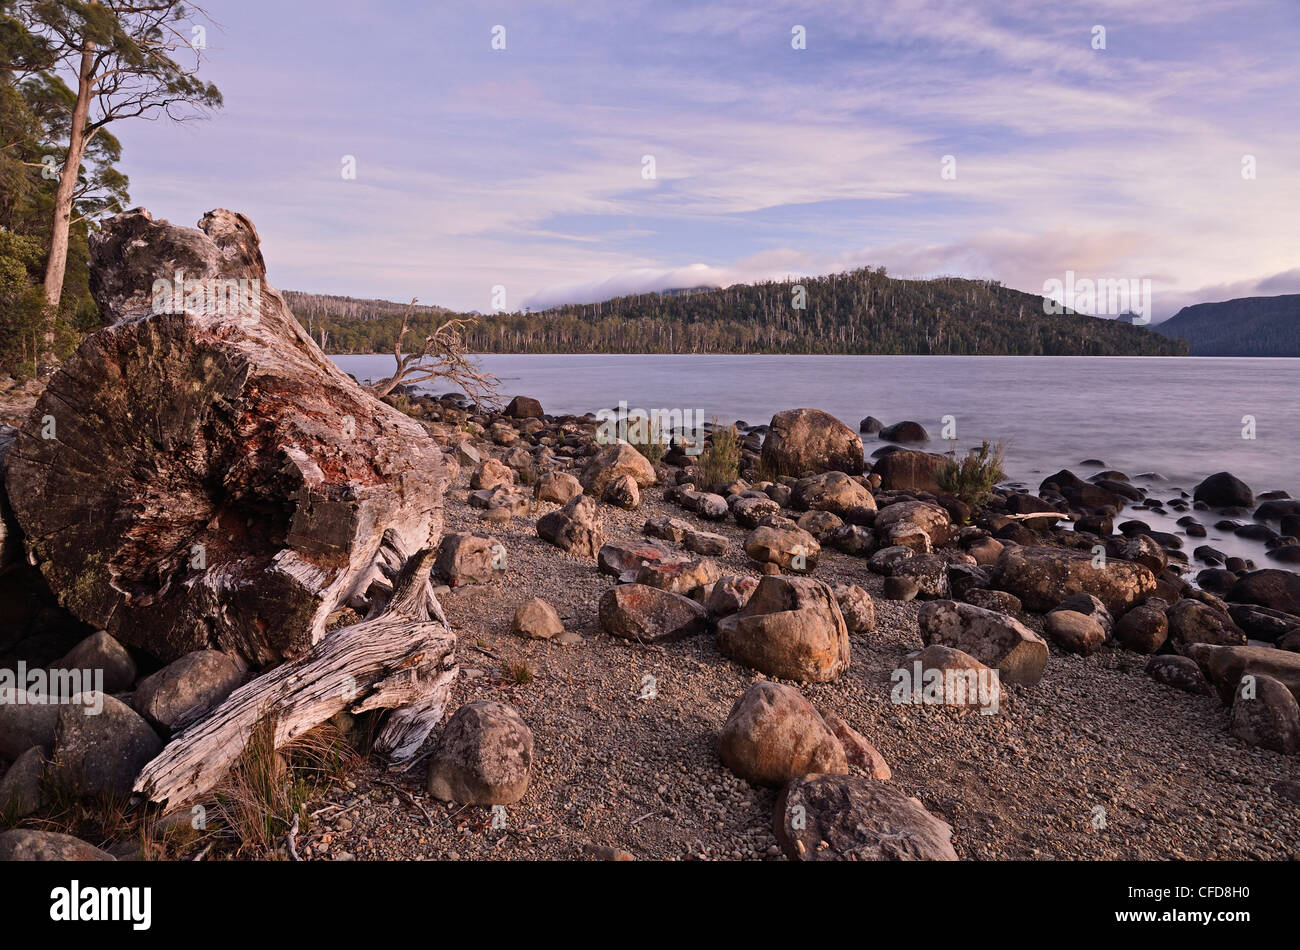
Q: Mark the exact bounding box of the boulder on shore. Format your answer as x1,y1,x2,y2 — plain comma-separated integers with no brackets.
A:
536,495,604,557
434,532,505,587
50,692,163,798
599,584,711,643
993,545,1155,614
875,501,951,547
534,471,582,505
917,600,1048,686
1185,643,1300,705
131,650,244,732
426,700,533,805
791,471,876,517
1230,673,1300,754
0,829,115,861
580,443,656,497
760,409,864,477
717,575,851,682
872,450,948,494
1114,602,1169,653
773,774,958,861
744,519,820,573
716,681,848,787
1166,598,1246,648
511,597,564,640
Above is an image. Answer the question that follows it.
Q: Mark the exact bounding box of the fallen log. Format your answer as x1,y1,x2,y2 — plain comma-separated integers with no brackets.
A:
133,548,457,809
4,209,455,665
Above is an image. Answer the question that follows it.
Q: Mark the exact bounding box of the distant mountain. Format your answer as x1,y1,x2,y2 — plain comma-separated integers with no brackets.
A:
286,267,1188,357
1154,294,1300,356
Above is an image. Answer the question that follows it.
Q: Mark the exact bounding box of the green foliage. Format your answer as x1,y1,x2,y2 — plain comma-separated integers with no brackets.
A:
0,230,47,374
0,15,121,372
284,269,1189,357
699,423,741,490
938,440,1007,508
0,1,219,372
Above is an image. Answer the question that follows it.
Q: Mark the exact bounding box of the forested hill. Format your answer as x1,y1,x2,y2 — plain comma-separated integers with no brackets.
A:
285,268,1188,356
1153,294,1300,356
283,292,452,348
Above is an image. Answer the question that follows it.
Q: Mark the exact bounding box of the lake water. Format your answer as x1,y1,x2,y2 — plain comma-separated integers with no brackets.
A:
333,354,1300,566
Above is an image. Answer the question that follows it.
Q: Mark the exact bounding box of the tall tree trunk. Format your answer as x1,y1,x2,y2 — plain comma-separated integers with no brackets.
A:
41,43,95,324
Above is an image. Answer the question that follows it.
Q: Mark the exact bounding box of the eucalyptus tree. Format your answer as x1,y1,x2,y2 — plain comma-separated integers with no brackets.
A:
16,1,220,316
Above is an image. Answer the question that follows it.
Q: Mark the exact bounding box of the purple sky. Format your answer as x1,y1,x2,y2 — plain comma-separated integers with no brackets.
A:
115,0,1300,319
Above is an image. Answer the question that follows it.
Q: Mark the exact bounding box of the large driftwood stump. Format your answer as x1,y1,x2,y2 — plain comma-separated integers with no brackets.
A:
4,209,455,665
134,548,457,808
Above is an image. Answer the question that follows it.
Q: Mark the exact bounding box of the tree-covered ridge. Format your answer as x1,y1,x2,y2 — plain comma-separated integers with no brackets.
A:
288,269,1189,356
283,291,451,350
1154,294,1299,356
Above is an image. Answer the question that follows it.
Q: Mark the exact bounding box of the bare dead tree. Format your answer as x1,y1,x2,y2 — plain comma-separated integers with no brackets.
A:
366,297,502,408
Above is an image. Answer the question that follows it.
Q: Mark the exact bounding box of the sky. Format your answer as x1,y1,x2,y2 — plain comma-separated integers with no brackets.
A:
115,0,1300,320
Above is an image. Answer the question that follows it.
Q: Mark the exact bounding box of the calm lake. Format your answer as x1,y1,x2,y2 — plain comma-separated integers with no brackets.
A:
333,353,1299,565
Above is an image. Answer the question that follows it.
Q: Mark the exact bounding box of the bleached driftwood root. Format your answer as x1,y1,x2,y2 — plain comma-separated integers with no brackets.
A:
133,549,457,809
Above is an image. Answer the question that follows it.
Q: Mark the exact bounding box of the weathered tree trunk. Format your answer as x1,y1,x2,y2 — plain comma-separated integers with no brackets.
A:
134,548,457,808
42,42,96,319
5,208,456,666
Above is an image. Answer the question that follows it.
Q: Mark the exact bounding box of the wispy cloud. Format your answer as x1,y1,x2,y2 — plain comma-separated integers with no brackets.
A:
116,0,1300,316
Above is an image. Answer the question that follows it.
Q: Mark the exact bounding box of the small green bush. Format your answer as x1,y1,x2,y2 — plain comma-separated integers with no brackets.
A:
938,440,1006,507
699,423,741,489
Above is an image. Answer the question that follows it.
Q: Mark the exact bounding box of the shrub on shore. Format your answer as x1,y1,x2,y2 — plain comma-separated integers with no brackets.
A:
938,440,1006,508
700,423,741,488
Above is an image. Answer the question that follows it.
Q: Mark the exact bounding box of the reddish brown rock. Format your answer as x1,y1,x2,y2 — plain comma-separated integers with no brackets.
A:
774,774,958,861
716,681,848,787
598,584,711,643
761,409,865,477
717,575,851,683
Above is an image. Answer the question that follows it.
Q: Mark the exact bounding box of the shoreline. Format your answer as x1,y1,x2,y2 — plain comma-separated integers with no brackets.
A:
3,375,1297,861
290,391,1299,860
